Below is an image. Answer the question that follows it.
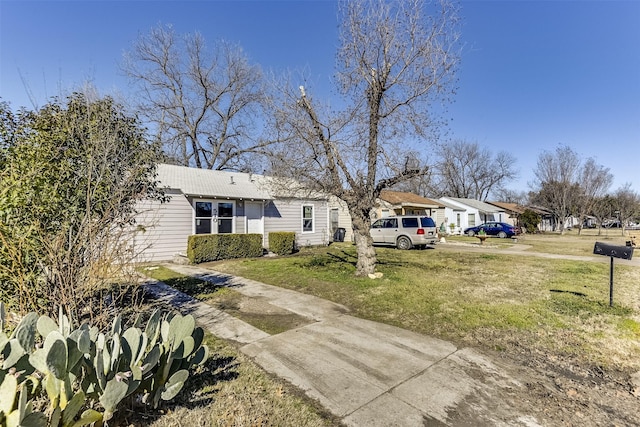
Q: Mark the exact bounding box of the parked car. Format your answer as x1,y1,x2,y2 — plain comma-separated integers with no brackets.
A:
370,216,438,250
464,222,520,238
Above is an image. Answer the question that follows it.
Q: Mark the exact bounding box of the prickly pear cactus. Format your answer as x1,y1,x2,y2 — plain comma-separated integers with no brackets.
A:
0,303,209,426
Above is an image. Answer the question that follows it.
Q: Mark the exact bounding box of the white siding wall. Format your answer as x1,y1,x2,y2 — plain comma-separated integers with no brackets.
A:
328,196,353,243
134,190,193,262
264,199,330,248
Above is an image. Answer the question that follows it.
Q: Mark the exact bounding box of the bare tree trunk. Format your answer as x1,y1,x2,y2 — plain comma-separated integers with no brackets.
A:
350,213,377,276
264,0,460,276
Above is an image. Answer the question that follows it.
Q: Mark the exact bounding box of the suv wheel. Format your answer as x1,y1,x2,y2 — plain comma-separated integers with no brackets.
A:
397,236,412,250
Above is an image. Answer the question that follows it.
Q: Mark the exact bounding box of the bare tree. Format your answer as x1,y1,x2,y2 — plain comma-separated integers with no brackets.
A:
266,0,460,276
531,146,582,233
433,139,517,200
574,158,613,234
122,25,268,171
531,146,616,234
591,195,615,236
491,188,528,205
611,184,640,235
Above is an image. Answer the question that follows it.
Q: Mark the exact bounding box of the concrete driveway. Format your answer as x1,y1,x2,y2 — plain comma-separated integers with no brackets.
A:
147,264,544,426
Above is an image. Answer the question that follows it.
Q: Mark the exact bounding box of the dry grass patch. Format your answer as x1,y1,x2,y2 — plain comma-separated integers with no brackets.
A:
141,334,337,427
210,243,640,372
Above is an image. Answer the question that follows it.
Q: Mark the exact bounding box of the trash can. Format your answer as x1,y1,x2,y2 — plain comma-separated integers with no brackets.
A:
333,227,346,242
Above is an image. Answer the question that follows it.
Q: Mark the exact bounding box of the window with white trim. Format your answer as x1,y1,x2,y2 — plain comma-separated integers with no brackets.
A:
468,213,476,227
217,202,233,233
194,200,234,234
302,205,314,233
195,201,213,234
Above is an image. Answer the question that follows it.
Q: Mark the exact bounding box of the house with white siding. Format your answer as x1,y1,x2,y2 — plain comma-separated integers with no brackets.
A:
434,198,467,234
328,196,354,243
133,164,331,261
437,197,506,233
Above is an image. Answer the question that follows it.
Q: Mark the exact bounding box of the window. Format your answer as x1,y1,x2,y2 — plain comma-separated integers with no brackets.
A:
302,205,314,232
330,208,339,235
371,219,384,229
195,202,213,234
468,213,476,227
384,218,398,228
402,217,419,228
420,217,436,227
194,200,234,234
217,202,233,233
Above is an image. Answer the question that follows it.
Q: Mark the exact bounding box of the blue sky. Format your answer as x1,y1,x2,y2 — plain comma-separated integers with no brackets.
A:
1,0,639,194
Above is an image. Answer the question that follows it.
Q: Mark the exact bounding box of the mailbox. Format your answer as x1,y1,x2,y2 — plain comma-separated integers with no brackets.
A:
593,242,633,306
593,242,634,260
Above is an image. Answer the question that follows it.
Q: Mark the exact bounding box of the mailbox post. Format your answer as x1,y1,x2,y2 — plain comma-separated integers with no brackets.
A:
593,242,634,306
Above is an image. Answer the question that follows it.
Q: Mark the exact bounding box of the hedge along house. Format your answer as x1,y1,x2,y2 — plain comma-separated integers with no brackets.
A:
133,164,331,261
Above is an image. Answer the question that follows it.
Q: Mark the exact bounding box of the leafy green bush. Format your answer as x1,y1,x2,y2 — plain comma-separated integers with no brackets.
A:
0,95,165,322
269,232,296,255
0,303,208,426
520,209,542,233
187,234,263,264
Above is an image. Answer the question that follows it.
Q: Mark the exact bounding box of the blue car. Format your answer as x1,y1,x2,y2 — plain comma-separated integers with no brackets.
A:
464,222,520,238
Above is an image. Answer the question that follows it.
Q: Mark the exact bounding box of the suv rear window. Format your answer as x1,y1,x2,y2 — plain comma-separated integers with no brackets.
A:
420,217,436,227
402,218,419,228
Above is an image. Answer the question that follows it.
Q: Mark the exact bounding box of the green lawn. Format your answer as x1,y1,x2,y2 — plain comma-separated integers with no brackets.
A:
138,235,640,424
206,241,640,371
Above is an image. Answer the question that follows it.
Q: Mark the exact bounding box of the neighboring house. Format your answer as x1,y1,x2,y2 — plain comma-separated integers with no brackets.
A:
286,190,446,245
374,190,445,224
133,164,331,261
486,202,526,227
522,205,552,231
434,198,467,234
438,197,507,232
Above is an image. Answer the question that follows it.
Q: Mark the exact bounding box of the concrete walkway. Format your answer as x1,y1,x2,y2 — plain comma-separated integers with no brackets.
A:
144,263,544,427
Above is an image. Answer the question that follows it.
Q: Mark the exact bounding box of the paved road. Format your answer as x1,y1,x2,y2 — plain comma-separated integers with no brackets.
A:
145,263,545,427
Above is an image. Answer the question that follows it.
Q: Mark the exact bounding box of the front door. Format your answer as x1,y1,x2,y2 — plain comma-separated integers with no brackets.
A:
246,202,263,234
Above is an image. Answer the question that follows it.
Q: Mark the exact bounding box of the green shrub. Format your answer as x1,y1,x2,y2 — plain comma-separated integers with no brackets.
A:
187,234,263,264
0,303,208,425
520,209,542,233
269,232,296,255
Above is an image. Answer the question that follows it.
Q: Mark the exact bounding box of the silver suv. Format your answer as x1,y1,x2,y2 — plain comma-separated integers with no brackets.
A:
370,216,438,250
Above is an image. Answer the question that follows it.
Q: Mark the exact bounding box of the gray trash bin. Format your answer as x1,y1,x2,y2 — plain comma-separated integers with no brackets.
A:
333,227,346,242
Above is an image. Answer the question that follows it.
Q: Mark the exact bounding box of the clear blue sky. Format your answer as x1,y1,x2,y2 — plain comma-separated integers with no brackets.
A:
2,0,639,194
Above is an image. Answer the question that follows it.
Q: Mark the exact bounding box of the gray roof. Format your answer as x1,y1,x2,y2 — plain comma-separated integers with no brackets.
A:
156,164,271,200
447,198,505,214
434,198,466,211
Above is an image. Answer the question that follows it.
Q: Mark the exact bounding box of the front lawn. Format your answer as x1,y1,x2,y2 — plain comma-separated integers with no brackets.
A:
207,242,640,371
446,228,633,256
